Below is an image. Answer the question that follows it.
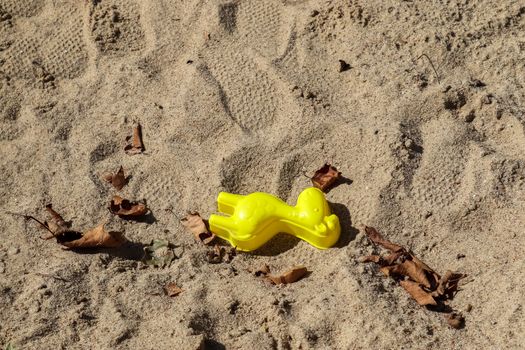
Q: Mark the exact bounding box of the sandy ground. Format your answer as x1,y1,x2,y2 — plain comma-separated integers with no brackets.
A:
1,0,525,349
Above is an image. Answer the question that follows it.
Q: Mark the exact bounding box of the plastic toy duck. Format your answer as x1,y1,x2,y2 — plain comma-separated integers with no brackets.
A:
208,187,341,251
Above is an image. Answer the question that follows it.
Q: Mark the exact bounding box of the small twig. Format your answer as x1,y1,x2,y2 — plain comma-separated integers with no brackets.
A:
417,54,440,84
7,211,55,234
34,272,70,282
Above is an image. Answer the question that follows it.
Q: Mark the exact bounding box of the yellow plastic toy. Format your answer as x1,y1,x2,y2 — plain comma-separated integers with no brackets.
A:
208,187,341,251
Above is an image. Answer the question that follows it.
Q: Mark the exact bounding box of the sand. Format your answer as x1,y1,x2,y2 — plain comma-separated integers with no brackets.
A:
1,0,524,348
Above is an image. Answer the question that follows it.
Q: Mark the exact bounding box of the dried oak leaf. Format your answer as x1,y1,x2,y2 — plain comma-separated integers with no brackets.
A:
385,259,434,289
143,239,176,268
311,163,341,192
361,226,466,309
124,123,144,155
164,282,183,297
60,222,127,249
434,270,466,299
181,212,215,245
446,313,465,329
101,166,127,190
267,266,308,285
109,196,148,217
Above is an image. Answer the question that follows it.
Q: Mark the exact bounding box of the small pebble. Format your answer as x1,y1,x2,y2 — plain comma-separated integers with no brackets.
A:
7,247,19,256
0,262,5,273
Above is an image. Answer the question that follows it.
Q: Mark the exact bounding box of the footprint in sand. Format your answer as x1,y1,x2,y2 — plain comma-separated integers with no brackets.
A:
0,1,88,81
199,1,296,134
410,116,473,213
235,0,292,59
88,0,145,54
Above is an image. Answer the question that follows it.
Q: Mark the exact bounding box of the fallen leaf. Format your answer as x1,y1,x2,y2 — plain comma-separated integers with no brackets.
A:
311,163,341,192
389,259,433,289
45,204,67,231
360,255,382,264
434,270,466,299
164,282,183,297
124,123,145,155
109,196,148,217
446,313,465,329
181,212,215,245
143,239,176,268
101,166,127,190
364,226,404,253
267,266,308,285
399,280,437,306
60,222,127,249
361,226,466,316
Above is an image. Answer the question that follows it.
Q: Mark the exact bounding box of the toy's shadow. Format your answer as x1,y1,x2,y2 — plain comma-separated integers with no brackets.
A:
329,201,358,247
250,234,301,256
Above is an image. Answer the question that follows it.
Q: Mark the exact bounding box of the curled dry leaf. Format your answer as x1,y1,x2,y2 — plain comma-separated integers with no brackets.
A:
11,206,126,249
164,282,183,297
143,239,176,268
311,163,341,192
181,212,215,245
399,280,437,306
361,226,466,312
124,123,145,155
267,266,308,285
388,260,434,289
60,222,127,249
102,166,127,190
109,196,148,217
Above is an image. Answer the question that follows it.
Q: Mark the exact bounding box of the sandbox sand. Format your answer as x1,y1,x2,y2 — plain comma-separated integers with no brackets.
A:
1,0,524,349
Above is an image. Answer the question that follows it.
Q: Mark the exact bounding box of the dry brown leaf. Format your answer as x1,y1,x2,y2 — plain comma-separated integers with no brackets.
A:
360,255,382,264
446,313,465,329
61,222,127,249
435,270,466,298
109,196,148,217
311,163,341,192
364,226,404,253
124,123,144,155
181,212,215,245
399,280,437,306
45,204,67,231
361,226,465,313
164,282,183,297
267,266,308,285
102,166,127,190
390,260,433,289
